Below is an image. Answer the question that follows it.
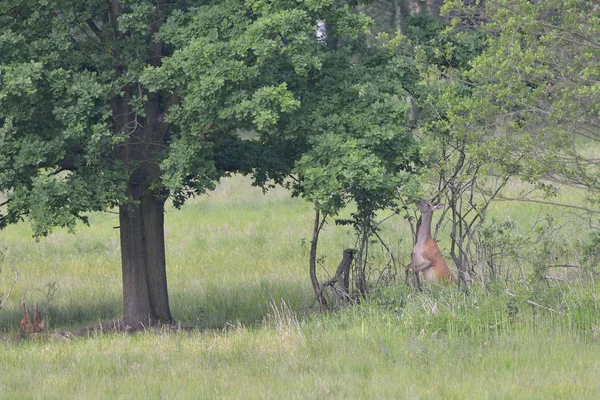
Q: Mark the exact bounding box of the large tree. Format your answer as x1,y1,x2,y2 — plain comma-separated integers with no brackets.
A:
0,0,388,327
0,0,191,328
147,0,422,302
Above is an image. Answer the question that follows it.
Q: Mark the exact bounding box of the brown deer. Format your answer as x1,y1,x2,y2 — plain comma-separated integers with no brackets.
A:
19,301,45,336
406,199,455,288
19,300,33,335
33,303,45,333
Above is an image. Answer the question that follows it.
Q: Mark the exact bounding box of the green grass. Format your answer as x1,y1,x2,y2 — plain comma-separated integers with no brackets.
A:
1,175,600,398
1,295,599,399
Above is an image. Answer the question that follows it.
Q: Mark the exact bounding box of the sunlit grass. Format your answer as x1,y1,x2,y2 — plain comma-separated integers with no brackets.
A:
1,174,600,398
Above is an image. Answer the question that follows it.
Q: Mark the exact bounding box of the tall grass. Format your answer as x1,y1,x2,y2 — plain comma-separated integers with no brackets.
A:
1,294,599,398
1,175,599,398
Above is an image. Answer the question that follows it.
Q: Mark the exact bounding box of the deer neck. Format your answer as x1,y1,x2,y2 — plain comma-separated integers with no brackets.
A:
416,212,433,244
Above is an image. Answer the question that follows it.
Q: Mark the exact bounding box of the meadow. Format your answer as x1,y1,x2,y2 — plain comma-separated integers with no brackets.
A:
1,175,599,399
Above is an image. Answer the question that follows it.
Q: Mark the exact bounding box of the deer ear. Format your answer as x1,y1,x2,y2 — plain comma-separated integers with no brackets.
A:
433,203,445,210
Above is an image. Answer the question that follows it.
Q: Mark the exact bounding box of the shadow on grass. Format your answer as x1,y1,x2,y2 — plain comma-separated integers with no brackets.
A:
0,298,121,334
171,279,313,330
0,280,313,335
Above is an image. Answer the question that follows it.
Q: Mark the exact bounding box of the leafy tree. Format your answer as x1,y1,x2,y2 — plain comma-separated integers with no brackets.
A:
152,2,421,303
398,6,504,285
0,0,388,327
444,0,600,202
357,0,446,34
0,0,176,328
291,33,420,297
410,0,600,284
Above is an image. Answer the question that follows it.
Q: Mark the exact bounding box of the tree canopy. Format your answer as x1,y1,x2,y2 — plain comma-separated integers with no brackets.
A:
445,0,600,199
0,0,421,326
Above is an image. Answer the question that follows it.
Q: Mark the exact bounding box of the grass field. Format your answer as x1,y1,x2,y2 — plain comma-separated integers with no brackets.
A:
1,175,599,399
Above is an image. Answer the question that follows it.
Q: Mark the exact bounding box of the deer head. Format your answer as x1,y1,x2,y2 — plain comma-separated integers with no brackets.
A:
416,198,444,214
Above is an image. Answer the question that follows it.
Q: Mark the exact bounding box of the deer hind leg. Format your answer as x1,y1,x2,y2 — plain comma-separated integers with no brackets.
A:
405,262,424,290
412,260,433,291
405,263,412,286
411,268,424,291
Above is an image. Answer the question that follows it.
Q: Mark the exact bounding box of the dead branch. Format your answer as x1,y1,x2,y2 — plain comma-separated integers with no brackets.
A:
33,302,45,333
19,300,33,335
372,230,397,274
546,264,583,269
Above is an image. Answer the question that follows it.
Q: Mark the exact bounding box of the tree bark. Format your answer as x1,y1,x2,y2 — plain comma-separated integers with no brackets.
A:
119,190,154,328
115,109,173,328
141,191,171,323
119,185,172,328
113,88,172,328
321,249,354,303
426,0,443,19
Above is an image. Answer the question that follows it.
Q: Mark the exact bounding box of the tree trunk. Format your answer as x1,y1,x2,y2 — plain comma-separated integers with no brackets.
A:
119,185,172,328
309,208,328,312
407,0,421,15
426,0,443,19
119,189,153,328
141,191,171,323
107,2,173,328
393,0,405,33
321,249,354,304
113,86,173,328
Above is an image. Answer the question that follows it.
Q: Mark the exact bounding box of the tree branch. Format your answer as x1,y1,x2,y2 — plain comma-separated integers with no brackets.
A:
86,19,105,42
